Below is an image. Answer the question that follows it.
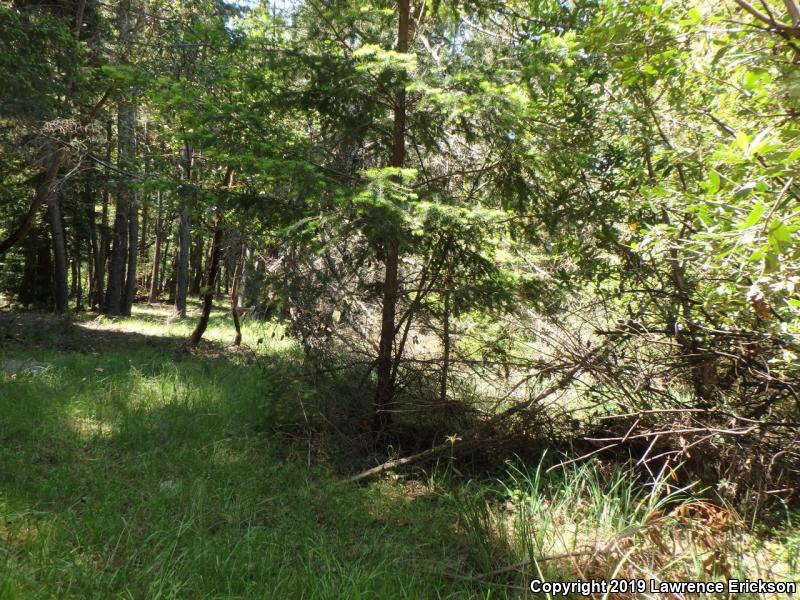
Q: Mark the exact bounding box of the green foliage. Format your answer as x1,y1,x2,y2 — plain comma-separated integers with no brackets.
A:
0,5,84,120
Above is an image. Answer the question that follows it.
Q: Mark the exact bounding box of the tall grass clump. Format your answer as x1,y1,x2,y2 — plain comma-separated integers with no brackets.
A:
450,456,797,595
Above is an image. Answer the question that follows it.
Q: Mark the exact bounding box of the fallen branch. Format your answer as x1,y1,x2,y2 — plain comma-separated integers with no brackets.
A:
349,341,614,483
349,438,483,483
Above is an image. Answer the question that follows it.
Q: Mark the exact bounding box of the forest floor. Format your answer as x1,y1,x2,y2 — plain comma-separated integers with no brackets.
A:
0,305,798,598
0,305,480,599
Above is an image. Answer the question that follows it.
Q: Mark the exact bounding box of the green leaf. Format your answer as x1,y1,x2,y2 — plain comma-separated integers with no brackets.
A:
787,147,800,163
764,251,780,273
735,130,751,155
748,128,771,156
706,170,721,194
738,203,765,229
742,70,765,91
688,8,702,23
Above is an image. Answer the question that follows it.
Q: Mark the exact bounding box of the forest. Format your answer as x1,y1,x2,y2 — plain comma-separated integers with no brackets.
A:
1,0,799,597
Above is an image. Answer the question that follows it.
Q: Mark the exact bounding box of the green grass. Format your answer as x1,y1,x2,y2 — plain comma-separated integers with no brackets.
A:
0,306,476,599
448,457,799,596
1,305,797,599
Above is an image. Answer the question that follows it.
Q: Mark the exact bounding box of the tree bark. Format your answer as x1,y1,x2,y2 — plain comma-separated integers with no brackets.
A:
148,191,163,303
86,175,104,310
175,142,192,317
47,193,69,313
139,195,148,261
190,233,204,296
74,252,83,312
187,214,223,347
119,98,137,314
19,228,53,308
230,242,244,346
104,194,128,314
95,118,113,311
374,0,410,434
105,0,137,316
188,167,233,347
123,191,138,315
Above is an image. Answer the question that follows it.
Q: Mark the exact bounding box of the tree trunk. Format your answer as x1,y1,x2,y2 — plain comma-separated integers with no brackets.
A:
160,234,171,298
119,97,137,315
139,196,148,260
190,233,204,296
374,0,410,434
75,254,83,312
104,204,128,314
230,242,244,346
238,247,249,307
175,142,192,317
188,167,233,347
123,192,138,315
188,215,223,347
94,119,112,311
167,246,178,303
148,191,163,303
86,177,103,310
47,193,69,314
19,227,53,308
106,0,137,316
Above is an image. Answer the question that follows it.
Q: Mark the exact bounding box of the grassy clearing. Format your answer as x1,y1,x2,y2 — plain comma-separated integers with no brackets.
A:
0,305,797,598
0,306,474,599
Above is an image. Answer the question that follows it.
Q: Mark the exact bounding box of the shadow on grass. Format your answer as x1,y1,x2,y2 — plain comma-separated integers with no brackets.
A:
0,312,478,599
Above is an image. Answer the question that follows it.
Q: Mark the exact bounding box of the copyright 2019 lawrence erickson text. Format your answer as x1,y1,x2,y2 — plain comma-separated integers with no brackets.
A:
529,578,797,596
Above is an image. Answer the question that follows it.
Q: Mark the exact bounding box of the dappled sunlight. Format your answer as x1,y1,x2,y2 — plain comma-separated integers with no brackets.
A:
67,414,114,439
2,307,485,597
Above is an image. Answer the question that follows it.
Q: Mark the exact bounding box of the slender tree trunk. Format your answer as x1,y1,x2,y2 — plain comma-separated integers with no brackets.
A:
119,101,137,314
374,0,410,434
188,167,233,347
161,234,171,298
123,192,138,315
167,246,178,303
190,233,204,296
224,255,230,296
19,228,53,308
139,197,148,260
105,197,128,314
75,255,83,312
94,120,112,311
175,142,192,317
47,194,69,313
148,191,163,303
86,177,103,310
230,242,244,346
238,247,248,307
187,215,222,347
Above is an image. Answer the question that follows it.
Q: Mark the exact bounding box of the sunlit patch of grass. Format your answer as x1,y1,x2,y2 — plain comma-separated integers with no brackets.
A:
0,306,482,599
67,303,295,355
